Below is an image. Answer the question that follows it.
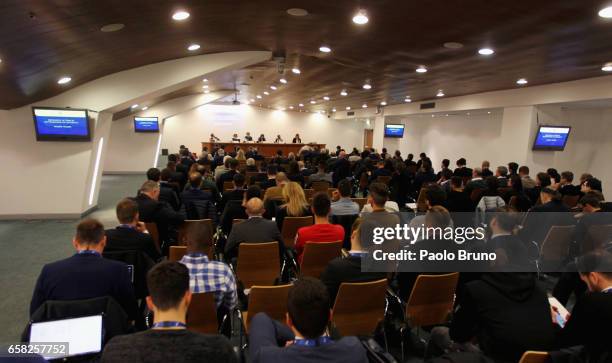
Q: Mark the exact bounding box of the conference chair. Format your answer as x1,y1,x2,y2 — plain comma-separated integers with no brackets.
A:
223,181,234,192
351,197,368,210
236,242,280,290
415,188,428,212
331,279,388,337
241,284,291,332
300,241,343,278
400,272,459,361
584,224,612,253
331,214,359,249
281,216,314,248
186,292,218,334
304,188,315,199
177,219,214,246
232,218,245,225
169,246,187,262
518,351,550,363
562,194,580,208
376,175,392,185
103,250,155,299
144,223,161,253
470,188,485,203
327,188,338,198
539,225,574,272
303,175,310,186
311,180,331,192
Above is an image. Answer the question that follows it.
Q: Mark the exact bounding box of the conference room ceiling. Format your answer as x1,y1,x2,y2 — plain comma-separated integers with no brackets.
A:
1,0,612,112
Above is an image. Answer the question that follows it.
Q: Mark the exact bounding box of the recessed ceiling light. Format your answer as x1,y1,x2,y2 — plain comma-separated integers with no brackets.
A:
352,9,369,25
332,108,337,112
204,90,210,94
380,101,387,106
436,90,445,97
323,96,330,101
263,91,270,95
280,78,287,84
57,76,72,85
100,23,125,32
516,78,528,85
443,42,463,49
187,44,200,51
270,85,277,90
340,89,348,96
142,106,148,110
362,104,368,108
598,6,612,18
362,82,372,90
289,105,294,109
299,103,304,107
172,10,190,21
478,48,494,55
291,67,301,74
131,104,139,109
319,45,332,53
202,78,208,82
310,100,316,104
346,106,351,110
487,111,491,114
416,65,428,73
250,98,255,102
404,98,412,103
202,84,209,89
256,95,262,99
287,8,308,16
601,63,612,72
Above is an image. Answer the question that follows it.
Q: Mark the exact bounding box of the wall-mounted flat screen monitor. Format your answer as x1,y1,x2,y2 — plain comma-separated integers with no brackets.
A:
32,107,91,141
533,125,571,151
384,123,405,138
134,117,159,133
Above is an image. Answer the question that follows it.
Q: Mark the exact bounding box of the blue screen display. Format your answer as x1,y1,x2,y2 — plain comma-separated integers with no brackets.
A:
533,126,571,150
384,124,405,137
33,108,89,140
134,117,159,132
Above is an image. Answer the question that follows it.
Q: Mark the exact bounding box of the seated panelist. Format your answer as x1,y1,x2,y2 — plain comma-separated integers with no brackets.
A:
292,133,302,143
231,133,240,142
244,132,253,141
274,134,284,143
258,134,266,142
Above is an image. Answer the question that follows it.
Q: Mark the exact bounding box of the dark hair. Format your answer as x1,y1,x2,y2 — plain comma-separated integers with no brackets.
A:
510,175,523,193
485,175,499,192
450,176,463,188
184,222,212,252
440,168,453,181
442,159,450,168
116,198,139,224
536,172,551,187
368,183,389,206
147,168,161,182
419,152,426,158
76,218,105,245
491,208,519,232
233,173,246,187
189,172,202,188
246,185,262,200
561,171,574,183
425,184,447,207
547,168,560,183
160,168,172,181
267,165,278,175
147,262,190,311
287,277,330,338
584,177,603,192
312,192,331,217
337,179,352,198
577,251,612,278
580,193,601,209
425,205,451,228
508,162,519,173
168,154,178,163
541,187,561,201
229,158,239,169
457,158,466,166
518,166,530,175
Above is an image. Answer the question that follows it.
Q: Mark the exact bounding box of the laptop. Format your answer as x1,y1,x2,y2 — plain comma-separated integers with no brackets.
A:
29,314,103,360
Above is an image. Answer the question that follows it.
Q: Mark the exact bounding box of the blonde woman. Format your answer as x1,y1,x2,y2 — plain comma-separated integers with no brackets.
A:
275,181,311,230
236,149,246,161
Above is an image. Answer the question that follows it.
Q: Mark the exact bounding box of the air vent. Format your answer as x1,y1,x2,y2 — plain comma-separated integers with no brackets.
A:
161,149,169,156
347,111,355,116
420,102,436,110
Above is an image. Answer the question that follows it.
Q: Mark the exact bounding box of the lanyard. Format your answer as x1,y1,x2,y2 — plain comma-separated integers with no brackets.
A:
293,336,332,347
118,224,136,230
152,321,187,329
349,251,367,258
187,253,206,258
77,250,101,257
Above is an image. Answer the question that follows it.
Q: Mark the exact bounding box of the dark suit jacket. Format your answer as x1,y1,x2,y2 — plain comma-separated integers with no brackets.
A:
464,178,487,197
224,217,285,260
217,170,238,191
249,313,368,363
497,176,509,188
30,253,137,320
105,226,162,262
181,188,216,221
559,184,581,196
134,194,185,245
520,200,574,245
220,189,245,213
320,255,387,304
488,234,532,270
159,184,180,211
453,167,473,178
574,211,612,254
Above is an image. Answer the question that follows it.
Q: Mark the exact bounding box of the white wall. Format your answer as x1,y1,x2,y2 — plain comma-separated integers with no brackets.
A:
161,104,366,154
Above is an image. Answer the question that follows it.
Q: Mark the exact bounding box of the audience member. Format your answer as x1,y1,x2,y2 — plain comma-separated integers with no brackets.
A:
264,172,289,201
453,158,472,178
219,173,246,212
308,160,333,185
495,165,509,187
148,167,180,211
481,160,493,177
181,172,216,220
519,166,536,189
559,171,580,196
275,181,312,231
361,182,400,214
330,179,359,216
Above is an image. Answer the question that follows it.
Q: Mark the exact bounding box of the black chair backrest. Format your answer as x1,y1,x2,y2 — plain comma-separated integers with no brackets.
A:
103,250,155,299
331,214,359,249
263,199,283,219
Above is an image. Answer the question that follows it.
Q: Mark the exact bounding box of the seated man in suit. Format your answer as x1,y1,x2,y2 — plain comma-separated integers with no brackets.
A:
481,160,494,177
295,193,344,264
559,171,580,196
244,132,253,142
181,172,216,221
487,209,532,269
263,172,289,202
105,198,162,262
101,262,235,363
179,222,237,313
446,176,473,213
330,179,359,216
259,164,278,190
453,157,472,178
220,185,262,236
307,160,333,186
224,197,285,261
30,219,137,320
360,182,400,214
464,167,487,197
135,181,185,253
320,218,387,304
148,167,180,211
217,158,239,192
249,277,368,363
520,187,574,247
574,192,612,255
518,165,536,190
220,173,246,212
556,251,612,362
495,165,509,187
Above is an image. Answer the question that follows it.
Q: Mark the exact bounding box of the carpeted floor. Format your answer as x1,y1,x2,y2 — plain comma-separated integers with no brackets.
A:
0,174,144,342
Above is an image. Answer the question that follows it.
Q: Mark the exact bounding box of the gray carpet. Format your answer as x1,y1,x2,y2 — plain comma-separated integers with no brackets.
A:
0,174,144,342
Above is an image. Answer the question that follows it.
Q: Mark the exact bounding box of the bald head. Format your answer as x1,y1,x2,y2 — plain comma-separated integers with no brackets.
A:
245,197,264,216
